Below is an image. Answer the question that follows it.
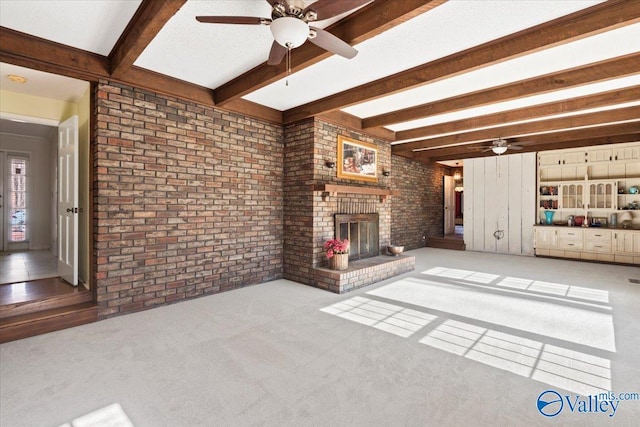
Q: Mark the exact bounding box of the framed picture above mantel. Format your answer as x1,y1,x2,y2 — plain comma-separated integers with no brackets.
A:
337,136,378,182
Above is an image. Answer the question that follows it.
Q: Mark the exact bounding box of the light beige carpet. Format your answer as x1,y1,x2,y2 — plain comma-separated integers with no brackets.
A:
2,248,639,426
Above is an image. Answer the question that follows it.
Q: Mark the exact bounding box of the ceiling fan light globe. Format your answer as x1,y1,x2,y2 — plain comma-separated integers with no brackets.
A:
270,17,309,48
492,146,508,155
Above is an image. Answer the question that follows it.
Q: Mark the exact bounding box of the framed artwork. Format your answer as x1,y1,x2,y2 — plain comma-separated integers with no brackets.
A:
337,136,378,182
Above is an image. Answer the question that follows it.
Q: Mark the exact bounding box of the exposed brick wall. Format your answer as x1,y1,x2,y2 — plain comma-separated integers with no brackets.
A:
282,119,315,284
391,155,448,250
93,80,283,318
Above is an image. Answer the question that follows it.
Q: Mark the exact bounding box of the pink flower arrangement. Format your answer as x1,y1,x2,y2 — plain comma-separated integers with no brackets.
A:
324,238,350,258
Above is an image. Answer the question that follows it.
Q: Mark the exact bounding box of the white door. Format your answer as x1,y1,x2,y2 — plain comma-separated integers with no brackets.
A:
444,175,455,235
58,116,79,285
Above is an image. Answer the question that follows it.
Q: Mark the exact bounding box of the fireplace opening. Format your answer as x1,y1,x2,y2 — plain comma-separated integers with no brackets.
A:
335,213,379,260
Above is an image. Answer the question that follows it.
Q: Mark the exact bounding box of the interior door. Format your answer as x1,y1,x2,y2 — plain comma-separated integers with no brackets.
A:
444,175,455,235
58,116,79,285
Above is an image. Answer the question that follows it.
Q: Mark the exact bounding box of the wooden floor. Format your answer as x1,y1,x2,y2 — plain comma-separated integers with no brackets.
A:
0,277,84,306
0,277,97,343
427,226,466,250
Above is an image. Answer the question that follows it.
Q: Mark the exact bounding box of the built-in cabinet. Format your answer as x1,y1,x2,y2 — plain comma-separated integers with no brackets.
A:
534,226,640,264
538,142,640,226
535,142,640,265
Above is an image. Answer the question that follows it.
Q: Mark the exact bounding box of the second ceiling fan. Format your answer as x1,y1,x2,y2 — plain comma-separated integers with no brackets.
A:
481,138,524,155
196,0,370,65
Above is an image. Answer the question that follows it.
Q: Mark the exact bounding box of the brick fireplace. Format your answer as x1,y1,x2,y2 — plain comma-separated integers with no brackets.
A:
283,118,415,293
335,213,379,261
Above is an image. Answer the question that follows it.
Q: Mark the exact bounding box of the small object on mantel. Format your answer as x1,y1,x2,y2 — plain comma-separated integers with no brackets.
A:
387,245,404,256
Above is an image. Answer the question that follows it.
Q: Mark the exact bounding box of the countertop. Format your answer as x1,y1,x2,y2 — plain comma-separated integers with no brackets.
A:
534,224,640,230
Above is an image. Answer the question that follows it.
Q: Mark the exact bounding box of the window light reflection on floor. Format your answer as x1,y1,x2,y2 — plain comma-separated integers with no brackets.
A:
422,266,499,284
422,267,609,303
320,296,436,338
419,319,611,396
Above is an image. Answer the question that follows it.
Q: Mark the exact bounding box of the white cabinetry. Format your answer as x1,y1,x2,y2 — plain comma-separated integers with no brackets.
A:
558,228,583,250
534,226,639,264
534,227,557,249
535,142,640,265
613,231,640,264
614,145,640,162
586,181,617,211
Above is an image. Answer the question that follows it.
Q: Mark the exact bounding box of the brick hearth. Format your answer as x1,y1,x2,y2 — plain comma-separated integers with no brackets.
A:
313,254,415,293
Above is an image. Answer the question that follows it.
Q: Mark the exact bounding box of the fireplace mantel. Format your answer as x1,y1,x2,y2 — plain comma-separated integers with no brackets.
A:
313,184,400,202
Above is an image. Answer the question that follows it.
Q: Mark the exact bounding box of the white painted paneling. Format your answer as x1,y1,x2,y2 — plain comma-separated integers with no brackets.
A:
508,155,522,254
496,156,510,253
472,159,486,251
484,157,497,252
463,160,474,250
464,153,536,256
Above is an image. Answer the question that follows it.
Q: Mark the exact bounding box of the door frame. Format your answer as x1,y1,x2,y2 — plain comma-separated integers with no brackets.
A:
443,175,456,235
0,112,75,271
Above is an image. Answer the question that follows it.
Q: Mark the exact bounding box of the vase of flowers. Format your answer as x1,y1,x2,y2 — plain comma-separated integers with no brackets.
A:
324,238,350,270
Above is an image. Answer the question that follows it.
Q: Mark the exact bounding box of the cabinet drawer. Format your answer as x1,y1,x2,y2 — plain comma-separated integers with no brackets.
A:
585,240,612,253
559,240,583,250
584,230,611,242
558,229,583,241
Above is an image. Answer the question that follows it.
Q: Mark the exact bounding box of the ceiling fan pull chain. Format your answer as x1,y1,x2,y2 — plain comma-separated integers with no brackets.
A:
286,44,292,87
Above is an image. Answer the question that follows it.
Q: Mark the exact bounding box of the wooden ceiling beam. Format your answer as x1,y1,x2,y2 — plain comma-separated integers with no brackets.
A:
316,110,395,140
415,123,640,161
395,85,640,141
372,52,640,130
0,27,281,124
0,27,110,81
109,0,186,78
425,133,640,162
213,0,446,106
284,0,640,124
394,104,640,152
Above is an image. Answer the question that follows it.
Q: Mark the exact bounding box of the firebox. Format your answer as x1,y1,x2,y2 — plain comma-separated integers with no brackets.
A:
335,213,379,260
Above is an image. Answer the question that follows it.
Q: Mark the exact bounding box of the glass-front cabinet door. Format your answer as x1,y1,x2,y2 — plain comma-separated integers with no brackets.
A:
560,183,584,209
587,181,617,210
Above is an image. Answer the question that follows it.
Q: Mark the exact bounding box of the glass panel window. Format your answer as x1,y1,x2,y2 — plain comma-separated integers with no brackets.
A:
9,156,28,242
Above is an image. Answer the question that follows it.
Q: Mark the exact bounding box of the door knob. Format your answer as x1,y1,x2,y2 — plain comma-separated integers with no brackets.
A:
67,208,73,213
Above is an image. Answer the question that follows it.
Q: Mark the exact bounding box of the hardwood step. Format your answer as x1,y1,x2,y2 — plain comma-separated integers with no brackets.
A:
427,237,466,251
0,277,93,320
0,302,98,343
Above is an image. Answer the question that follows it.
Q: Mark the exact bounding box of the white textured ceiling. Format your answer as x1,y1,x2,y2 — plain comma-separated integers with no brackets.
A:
1,0,637,159
0,0,142,56
244,0,605,111
135,0,355,90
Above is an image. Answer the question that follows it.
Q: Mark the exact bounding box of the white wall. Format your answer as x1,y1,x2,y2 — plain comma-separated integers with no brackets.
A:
463,153,536,255
1,131,54,250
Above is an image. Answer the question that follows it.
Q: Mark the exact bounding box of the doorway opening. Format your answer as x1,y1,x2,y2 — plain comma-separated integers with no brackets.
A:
1,119,59,285
444,162,464,238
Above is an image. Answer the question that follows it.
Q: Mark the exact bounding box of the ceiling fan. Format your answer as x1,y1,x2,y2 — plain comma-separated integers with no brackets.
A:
481,138,524,155
196,0,369,66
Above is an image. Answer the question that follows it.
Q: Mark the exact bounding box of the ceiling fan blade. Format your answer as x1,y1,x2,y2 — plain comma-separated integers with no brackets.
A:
508,145,524,150
309,27,357,59
267,41,287,65
196,16,270,25
303,0,371,21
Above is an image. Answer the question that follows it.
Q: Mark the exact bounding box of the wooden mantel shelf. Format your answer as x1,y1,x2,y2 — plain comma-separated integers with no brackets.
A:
313,184,400,202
